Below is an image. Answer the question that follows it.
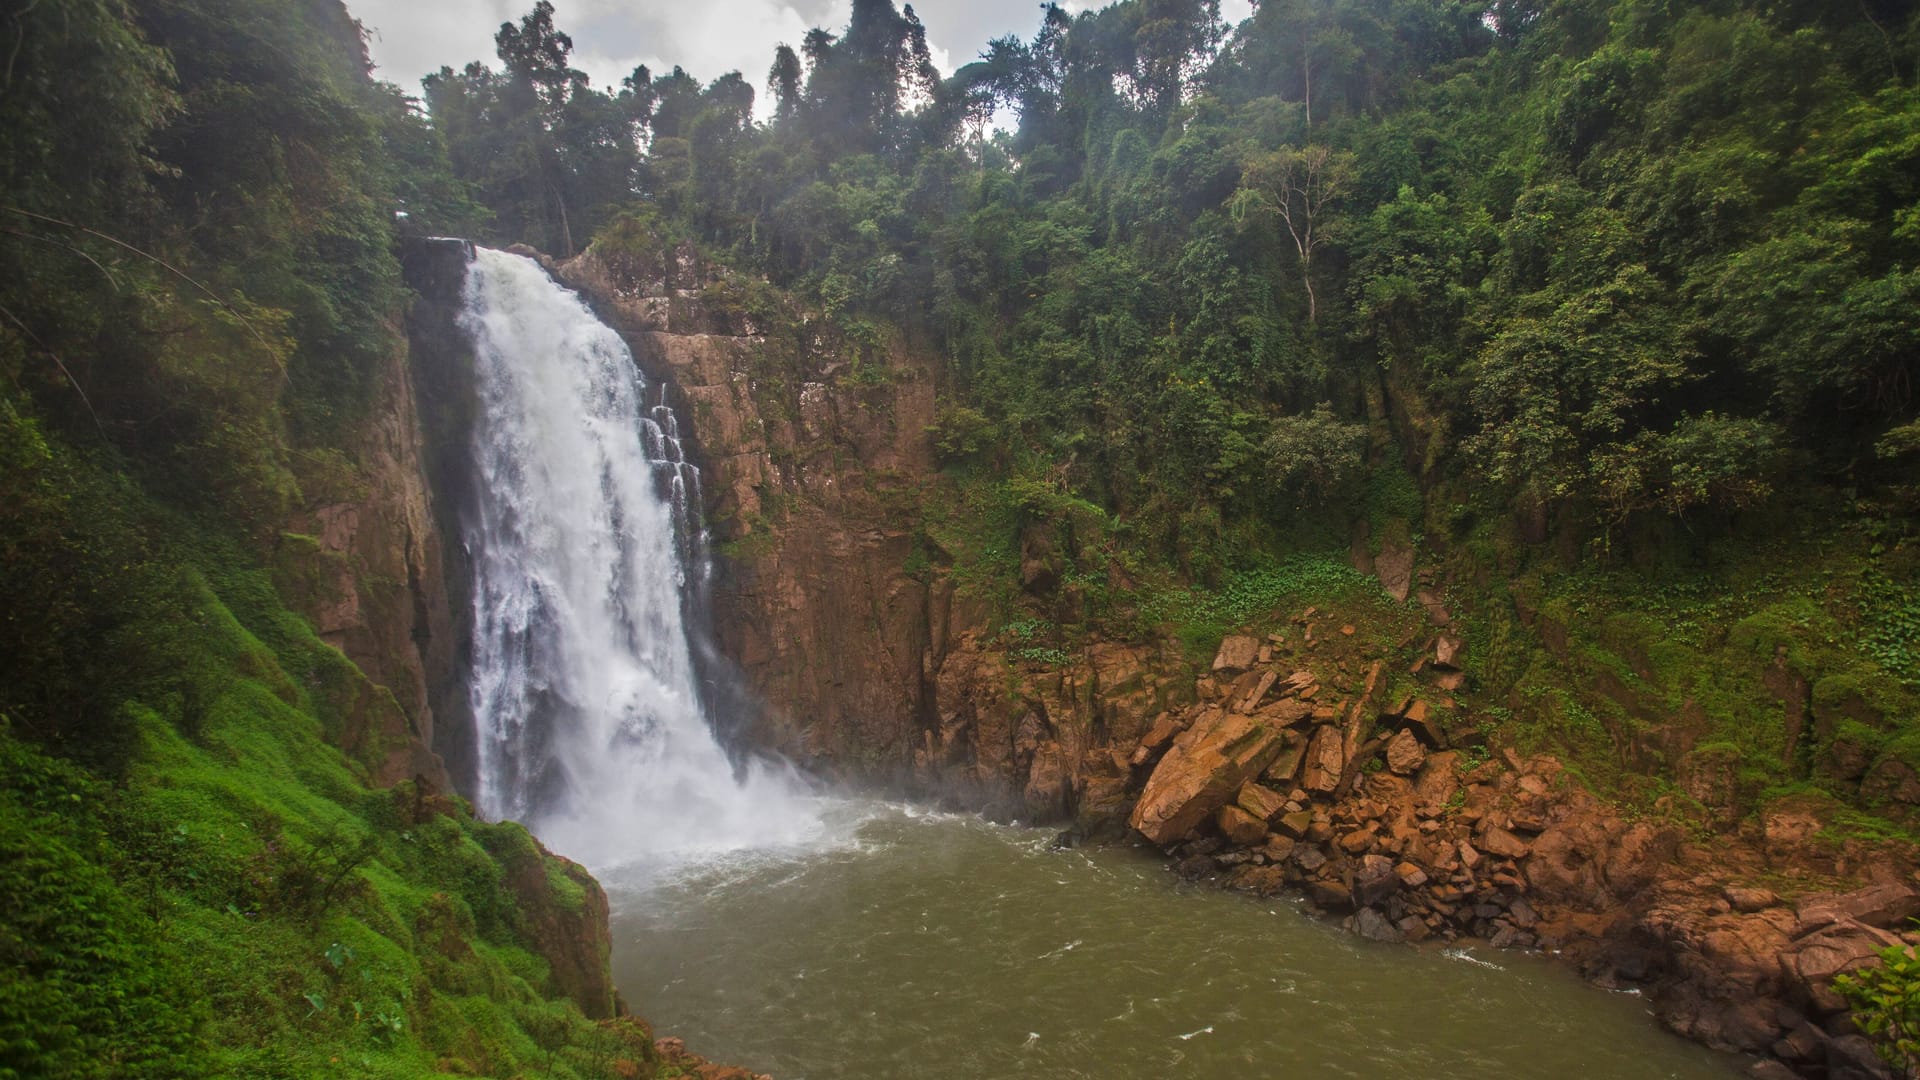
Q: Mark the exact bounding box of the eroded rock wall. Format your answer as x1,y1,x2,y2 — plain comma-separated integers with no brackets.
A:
273,243,472,791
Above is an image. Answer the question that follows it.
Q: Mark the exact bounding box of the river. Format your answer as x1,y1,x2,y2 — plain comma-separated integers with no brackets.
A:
602,801,1743,1080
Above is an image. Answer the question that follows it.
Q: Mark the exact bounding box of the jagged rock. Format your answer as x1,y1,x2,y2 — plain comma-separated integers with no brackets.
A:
1376,536,1414,603
1826,1033,1899,1080
1413,752,1460,807
1309,878,1354,911
1434,635,1464,669
1295,844,1328,872
1075,758,1135,840
1218,805,1270,846
1479,826,1530,860
1355,906,1403,942
1276,810,1313,839
1263,739,1306,786
1228,863,1289,896
1259,698,1317,727
1222,667,1265,705
1130,710,1287,845
1794,882,1920,934
1509,897,1538,929
1394,862,1430,888
1211,635,1261,674
1301,724,1347,795
1131,711,1184,765
1725,887,1779,914
1784,920,1906,1013
1236,668,1280,713
1274,668,1320,691
1386,729,1427,776
1236,782,1289,822
1355,854,1399,907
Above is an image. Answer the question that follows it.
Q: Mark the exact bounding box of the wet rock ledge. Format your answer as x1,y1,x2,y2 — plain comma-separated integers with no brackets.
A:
1119,620,1917,1080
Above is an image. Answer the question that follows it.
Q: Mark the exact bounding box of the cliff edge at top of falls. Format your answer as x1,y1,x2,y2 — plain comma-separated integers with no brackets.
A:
532,231,1920,1078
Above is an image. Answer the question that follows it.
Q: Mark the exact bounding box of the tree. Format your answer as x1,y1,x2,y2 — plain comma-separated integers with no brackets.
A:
1233,143,1355,322
769,44,804,122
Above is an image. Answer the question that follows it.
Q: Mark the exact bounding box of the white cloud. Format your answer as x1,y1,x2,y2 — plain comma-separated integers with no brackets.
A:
350,0,831,111
348,0,1249,117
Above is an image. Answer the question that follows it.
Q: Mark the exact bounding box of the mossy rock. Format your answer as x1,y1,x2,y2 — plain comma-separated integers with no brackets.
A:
1816,718,1890,783
1863,733,1920,808
1812,667,1915,740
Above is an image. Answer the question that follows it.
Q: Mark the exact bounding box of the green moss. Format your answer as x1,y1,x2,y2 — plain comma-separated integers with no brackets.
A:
0,492,656,1077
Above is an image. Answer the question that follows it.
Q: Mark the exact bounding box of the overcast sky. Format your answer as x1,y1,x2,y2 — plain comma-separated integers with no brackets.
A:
347,0,1251,117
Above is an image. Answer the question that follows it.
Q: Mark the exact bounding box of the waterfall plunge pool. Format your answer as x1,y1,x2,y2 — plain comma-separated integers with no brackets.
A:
602,800,1743,1080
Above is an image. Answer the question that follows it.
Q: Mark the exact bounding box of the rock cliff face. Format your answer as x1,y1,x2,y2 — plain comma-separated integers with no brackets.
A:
547,239,1207,820
272,246,468,792
547,241,947,777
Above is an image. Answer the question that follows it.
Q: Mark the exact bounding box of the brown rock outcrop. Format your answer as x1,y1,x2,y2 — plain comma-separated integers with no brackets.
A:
1130,710,1287,845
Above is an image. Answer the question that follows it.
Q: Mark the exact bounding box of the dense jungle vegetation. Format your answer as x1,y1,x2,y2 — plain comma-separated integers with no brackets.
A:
417,0,1920,819
3,0,1920,1073
1,1,650,1076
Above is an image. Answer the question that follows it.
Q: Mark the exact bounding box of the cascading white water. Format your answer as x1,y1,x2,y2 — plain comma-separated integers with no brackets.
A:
457,246,822,868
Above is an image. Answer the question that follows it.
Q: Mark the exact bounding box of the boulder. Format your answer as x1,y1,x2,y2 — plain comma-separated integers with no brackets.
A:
1354,854,1399,907
1218,805,1269,846
1795,883,1920,934
1262,740,1307,786
1235,668,1280,713
1863,755,1920,806
1783,920,1905,1013
1130,711,1184,765
1435,635,1464,669
1130,710,1287,845
1211,635,1261,675
1309,878,1354,911
1258,698,1317,727
1236,782,1289,822
1479,825,1531,859
1724,887,1779,914
1386,729,1427,776
1355,906,1403,943
1275,810,1313,839
1376,535,1414,603
1301,724,1348,795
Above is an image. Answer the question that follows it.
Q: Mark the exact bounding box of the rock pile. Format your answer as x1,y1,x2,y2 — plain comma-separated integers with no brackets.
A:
1121,613,1917,1078
1127,626,1558,946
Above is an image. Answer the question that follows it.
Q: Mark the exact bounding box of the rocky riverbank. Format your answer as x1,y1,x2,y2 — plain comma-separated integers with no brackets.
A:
1113,617,1918,1080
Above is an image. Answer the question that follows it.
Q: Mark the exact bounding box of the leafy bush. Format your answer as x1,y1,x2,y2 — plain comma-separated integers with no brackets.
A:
1834,942,1920,1075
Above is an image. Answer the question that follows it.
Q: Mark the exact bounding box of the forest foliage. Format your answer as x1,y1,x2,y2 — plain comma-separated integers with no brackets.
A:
4,0,1920,1071
0,2,645,1076
423,0,1920,563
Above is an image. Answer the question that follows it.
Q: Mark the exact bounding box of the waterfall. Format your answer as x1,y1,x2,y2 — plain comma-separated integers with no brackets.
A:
456,246,820,868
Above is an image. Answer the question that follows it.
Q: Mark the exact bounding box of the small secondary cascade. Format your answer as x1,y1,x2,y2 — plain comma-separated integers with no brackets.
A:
456,246,820,868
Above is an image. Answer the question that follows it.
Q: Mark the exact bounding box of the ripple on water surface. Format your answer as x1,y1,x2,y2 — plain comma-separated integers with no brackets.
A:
605,802,1743,1080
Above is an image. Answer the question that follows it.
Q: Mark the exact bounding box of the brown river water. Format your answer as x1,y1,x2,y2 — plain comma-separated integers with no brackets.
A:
601,801,1744,1079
